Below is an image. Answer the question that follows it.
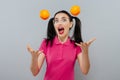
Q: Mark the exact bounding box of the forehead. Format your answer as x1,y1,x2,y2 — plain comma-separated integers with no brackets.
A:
54,13,69,19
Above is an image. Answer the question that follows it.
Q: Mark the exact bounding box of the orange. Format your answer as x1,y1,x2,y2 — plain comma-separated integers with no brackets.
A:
70,5,80,16
40,9,50,20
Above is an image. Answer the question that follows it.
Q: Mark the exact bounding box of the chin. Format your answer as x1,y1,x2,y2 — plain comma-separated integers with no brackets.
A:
58,34,68,38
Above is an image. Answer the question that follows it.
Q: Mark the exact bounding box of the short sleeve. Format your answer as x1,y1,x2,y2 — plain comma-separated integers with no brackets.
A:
39,39,47,55
76,46,82,55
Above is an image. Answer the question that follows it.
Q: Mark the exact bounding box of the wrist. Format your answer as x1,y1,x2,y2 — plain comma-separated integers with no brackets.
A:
32,57,38,62
82,50,88,54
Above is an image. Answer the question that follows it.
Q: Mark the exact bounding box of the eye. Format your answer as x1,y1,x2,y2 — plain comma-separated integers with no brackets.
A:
62,19,67,22
54,19,58,23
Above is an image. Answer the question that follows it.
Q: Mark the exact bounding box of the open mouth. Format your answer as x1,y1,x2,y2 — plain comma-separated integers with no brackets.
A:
58,27,64,34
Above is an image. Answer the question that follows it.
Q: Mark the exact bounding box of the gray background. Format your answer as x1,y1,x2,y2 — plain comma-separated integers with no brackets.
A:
0,0,120,80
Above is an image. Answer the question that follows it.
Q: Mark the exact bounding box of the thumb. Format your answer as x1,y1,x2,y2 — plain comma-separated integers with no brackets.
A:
36,50,43,55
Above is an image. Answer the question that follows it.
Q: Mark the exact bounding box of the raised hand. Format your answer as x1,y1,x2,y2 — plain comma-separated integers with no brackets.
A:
75,38,96,54
86,38,96,46
27,44,43,59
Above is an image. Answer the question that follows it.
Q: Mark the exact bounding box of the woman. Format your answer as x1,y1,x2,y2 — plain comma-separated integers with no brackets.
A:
27,10,96,80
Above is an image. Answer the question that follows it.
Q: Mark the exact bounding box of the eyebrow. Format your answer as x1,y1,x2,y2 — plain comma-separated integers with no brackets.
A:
54,17,68,20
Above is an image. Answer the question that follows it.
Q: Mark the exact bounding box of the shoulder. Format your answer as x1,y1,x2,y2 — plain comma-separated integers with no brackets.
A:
39,38,48,55
70,39,82,52
39,38,47,49
42,38,47,43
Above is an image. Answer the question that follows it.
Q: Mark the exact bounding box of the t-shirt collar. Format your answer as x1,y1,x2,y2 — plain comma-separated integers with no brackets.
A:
54,36,71,45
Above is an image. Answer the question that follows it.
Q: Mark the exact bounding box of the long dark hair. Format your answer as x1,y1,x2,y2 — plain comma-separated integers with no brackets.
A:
46,10,83,46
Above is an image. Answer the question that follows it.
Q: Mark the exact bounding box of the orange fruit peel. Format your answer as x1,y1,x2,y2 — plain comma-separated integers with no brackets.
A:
70,5,80,16
40,9,50,20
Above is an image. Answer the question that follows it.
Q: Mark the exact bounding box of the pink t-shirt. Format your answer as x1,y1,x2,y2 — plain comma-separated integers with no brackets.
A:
39,36,82,80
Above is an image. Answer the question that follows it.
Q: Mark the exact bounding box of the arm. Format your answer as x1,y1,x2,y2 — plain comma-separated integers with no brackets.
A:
76,38,96,75
27,44,45,76
77,52,90,75
31,52,45,76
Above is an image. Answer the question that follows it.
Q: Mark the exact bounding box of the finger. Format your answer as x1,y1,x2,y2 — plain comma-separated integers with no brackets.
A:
27,44,31,51
80,42,87,48
39,50,43,53
27,44,31,49
75,43,82,47
87,38,96,45
82,43,88,47
36,50,39,55
36,50,43,54
27,44,34,53
36,50,43,55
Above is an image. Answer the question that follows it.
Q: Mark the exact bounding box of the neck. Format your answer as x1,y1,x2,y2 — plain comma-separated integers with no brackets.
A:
58,35,68,43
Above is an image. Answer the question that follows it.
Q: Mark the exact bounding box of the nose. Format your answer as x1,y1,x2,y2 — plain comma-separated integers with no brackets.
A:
54,21,62,25
54,19,65,25
58,21,63,25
